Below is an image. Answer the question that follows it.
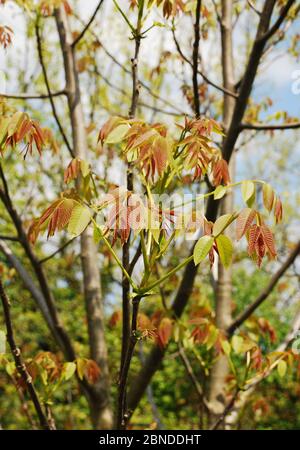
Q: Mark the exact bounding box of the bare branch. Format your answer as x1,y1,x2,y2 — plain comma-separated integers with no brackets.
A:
0,90,66,100
192,0,202,117
172,27,238,99
259,0,296,43
0,235,19,242
247,0,261,16
227,241,300,336
72,0,105,47
39,237,77,264
240,121,300,131
35,22,74,158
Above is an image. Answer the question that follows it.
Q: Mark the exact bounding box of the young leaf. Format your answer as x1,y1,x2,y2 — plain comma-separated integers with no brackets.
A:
236,208,256,240
216,234,233,268
213,185,227,200
105,124,129,144
221,339,231,356
277,359,287,378
62,362,76,381
212,213,235,237
193,235,214,265
262,183,275,212
68,204,91,236
274,197,283,224
241,180,255,205
232,335,244,354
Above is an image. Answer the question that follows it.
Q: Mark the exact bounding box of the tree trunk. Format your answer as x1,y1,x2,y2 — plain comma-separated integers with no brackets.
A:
207,0,235,423
55,6,113,429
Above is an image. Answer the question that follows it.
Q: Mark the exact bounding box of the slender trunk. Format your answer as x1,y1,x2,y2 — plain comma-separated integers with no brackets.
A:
55,6,112,429
207,0,236,424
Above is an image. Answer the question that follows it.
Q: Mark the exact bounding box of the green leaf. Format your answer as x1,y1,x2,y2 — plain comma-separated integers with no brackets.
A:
93,224,102,244
105,124,129,144
231,335,244,354
206,326,219,350
76,358,86,380
68,204,91,236
213,185,227,200
221,340,231,356
277,359,287,378
241,181,255,206
193,235,214,265
62,362,76,381
0,330,6,354
213,213,235,237
262,183,274,212
216,234,233,268
80,159,90,178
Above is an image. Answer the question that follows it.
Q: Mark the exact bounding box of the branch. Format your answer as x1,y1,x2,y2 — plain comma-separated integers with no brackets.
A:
72,0,104,47
247,0,261,16
259,0,296,43
0,165,76,362
0,235,19,242
118,1,144,428
73,12,188,115
0,90,66,100
225,310,300,428
227,241,300,336
0,239,58,337
38,237,77,264
35,22,74,158
178,344,210,412
117,295,142,429
0,279,52,430
172,27,237,99
192,0,202,117
240,121,300,131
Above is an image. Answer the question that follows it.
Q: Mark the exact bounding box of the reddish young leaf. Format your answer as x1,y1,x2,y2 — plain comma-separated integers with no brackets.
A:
156,317,173,349
213,159,231,186
236,208,256,241
274,197,283,224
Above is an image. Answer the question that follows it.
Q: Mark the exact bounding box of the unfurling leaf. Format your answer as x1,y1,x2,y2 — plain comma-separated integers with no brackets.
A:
213,159,231,186
236,208,256,240
156,317,173,348
274,197,283,224
216,234,233,268
76,358,100,383
64,158,90,184
193,235,214,265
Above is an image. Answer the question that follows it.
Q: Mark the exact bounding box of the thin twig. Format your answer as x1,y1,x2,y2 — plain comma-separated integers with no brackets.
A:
0,90,66,100
38,237,77,264
227,240,300,336
240,121,300,131
192,0,202,117
0,279,52,430
35,22,74,157
72,0,104,47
